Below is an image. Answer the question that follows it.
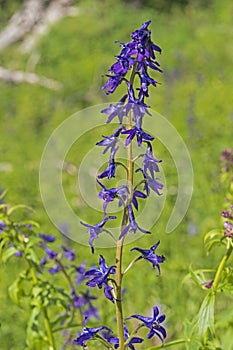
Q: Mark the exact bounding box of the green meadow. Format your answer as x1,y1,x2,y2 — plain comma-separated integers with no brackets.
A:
0,0,232,348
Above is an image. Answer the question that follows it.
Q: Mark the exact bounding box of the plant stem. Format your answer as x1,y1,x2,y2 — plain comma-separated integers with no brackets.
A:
213,237,233,290
147,338,187,349
115,63,137,350
28,261,57,350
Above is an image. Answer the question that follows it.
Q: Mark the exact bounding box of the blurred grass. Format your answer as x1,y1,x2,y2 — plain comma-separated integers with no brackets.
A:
0,0,233,348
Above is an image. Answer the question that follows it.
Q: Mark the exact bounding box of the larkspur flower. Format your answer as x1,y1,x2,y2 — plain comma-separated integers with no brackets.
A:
73,325,112,348
40,244,58,265
39,233,56,243
119,204,151,239
136,168,163,196
75,261,86,285
98,147,119,179
131,241,165,275
101,95,127,124
0,221,6,233
141,141,162,179
80,215,116,253
97,179,128,215
61,245,75,261
132,189,147,210
48,263,61,274
84,255,116,302
128,306,166,343
96,126,125,154
102,324,143,349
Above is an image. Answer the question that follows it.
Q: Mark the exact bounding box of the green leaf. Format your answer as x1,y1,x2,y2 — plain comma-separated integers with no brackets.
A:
204,229,223,253
197,292,215,339
1,246,18,263
8,270,27,305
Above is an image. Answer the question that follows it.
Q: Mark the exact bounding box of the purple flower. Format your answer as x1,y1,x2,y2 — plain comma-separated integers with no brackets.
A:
40,244,58,265
124,82,151,121
132,190,147,210
80,216,116,254
98,147,119,179
122,126,154,148
141,142,162,179
0,221,6,233
97,179,128,215
39,233,56,243
75,261,86,285
48,264,61,274
96,126,125,154
101,95,127,124
73,325,112,347
119,204,151,239
127,306,166,342
102,324,143,349
84,255,116,302
102,74,123,95
136,168,163,196
15,250,23,257
131,241,165,275
61,246,75,261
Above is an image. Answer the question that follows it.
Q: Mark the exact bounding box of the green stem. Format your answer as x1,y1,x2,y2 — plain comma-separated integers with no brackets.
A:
146,338,187,349
212,237,233,290
115,62,138,350
28,261,57,350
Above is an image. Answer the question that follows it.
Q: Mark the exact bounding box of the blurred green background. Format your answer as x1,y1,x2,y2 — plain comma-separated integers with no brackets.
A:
0,0,232,348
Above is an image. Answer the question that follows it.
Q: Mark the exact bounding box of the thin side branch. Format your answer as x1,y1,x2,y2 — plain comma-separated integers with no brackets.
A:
0,66,62,90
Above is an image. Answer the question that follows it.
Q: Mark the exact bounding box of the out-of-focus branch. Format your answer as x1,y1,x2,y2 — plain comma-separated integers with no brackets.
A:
0,0,78,53
0,66,62,90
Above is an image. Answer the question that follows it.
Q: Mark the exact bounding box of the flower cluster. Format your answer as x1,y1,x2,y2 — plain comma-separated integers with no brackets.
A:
221,204,233,238
76,20,167,349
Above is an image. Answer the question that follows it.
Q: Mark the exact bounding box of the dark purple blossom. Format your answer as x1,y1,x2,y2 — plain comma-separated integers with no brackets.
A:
132,190,147,210
39,233,56,243
128,306,166,343
73,325,111,348
102,324,143,349
98,147,119,179
75,261,86,285
48,263,61,274
141,142,162,179
120,204,151,239
136,168,163,196
80,216,116,254
0,221,6,233
124,82,151,122
61,246,75,261
97,179,128,215
15,250,23,257
96,126,125,154
40,244,58,265
131,241,165,275
84,255,116,302
122,126,154,148
101,95,127,124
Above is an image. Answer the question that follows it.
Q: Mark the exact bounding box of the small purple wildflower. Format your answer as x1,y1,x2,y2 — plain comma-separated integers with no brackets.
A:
80,216,116,254
119,204,151,239
141,142,162,179
15,250,23,257
96,126,125,154
98,147,119,179
39,233,56,243
132,190,147,210
127,306,166,343
101,95,127,124
0,221,6,233
73,325,112,347
75,261,86,285
131,241,165,275
84,255,116,302
61,246,75,261
97,179,128,215
48,264,61,274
